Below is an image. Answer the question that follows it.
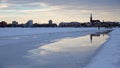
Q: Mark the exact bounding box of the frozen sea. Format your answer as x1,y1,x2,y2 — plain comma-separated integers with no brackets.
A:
0,28,112,68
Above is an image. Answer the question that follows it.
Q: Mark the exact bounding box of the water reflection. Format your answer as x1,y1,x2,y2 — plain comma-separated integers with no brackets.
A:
90,34,100,43
90,30,112,43
26,31,111,68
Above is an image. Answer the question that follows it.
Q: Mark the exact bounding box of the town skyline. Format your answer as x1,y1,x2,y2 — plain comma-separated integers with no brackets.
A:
0,0,120,23
0,13,120,24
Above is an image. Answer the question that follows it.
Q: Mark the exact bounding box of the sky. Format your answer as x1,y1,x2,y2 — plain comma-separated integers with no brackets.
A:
0,0,120,24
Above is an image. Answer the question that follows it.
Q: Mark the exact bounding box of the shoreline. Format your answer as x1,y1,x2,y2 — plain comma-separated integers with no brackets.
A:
0,27,111,37
82,29,112,68
84,28,120,68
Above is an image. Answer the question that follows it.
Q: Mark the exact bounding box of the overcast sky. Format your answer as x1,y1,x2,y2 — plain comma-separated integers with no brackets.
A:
0,0,120,23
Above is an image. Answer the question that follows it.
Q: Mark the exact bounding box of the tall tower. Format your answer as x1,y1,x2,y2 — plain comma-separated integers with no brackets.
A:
49,20,52,25
90,13,92,22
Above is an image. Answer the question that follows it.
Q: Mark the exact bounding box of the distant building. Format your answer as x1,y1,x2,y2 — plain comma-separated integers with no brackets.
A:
59,22,81,27
48,20,57,27
33,20,57,27
49,20,52,25
89,13,102,28
0,21,7,27
90,13,100,25
12,21,18,27
25,20,33,27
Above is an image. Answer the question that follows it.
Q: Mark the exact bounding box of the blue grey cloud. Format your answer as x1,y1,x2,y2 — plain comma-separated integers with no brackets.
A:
0,0,120,15
1,0,120,10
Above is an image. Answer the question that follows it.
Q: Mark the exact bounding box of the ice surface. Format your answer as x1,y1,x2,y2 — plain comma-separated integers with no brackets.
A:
85,28,120,68
0,28,109,37
0,28,112,68
26,34,109,68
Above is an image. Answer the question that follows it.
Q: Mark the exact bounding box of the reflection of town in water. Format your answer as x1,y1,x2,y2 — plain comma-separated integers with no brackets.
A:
26,30,112,68
90,30,112,43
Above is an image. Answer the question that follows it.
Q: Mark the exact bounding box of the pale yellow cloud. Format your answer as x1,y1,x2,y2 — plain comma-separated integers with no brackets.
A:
0,3,9,8
19,6,61,13
39,2,48,7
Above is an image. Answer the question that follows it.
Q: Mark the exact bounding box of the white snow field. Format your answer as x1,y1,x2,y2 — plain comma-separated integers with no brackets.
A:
0,28,113,68
0,28,110,37
85,28,120,68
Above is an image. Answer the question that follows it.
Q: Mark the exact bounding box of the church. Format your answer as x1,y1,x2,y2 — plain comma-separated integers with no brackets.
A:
90,13,101,25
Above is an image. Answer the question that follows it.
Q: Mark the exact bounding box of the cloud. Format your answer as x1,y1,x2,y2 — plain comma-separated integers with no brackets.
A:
20,6,61,13
0,4,8,8
0,0,120,23
1,0,120,14
1,0,120,10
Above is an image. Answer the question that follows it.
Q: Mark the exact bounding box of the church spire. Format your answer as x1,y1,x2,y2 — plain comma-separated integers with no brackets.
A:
90,13,92,22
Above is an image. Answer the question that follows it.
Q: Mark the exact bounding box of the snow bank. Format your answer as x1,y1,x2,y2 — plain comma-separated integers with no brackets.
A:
85,28,120,68
0,28,109,37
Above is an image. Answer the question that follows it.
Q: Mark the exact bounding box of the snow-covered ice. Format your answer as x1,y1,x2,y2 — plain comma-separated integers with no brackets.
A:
85,28,120,68
0,28,109,37
0,28,114,68
26,34,109,68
